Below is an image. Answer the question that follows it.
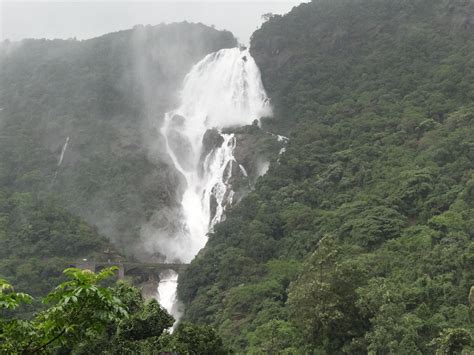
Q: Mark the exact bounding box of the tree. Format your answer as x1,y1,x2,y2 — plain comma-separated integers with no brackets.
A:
170,321,228,354
431,328,472,355
1,268,229,354
261,13,275,22
287,236,367,351
0,267,127,353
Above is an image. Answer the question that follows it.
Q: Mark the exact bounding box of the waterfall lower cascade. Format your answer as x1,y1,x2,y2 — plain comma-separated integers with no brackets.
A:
156,47,271,322
156,269,181,322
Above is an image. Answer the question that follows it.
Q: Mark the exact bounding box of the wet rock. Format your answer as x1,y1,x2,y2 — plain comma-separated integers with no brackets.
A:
209,192,218,223
198,129,225,176
201,129,225,157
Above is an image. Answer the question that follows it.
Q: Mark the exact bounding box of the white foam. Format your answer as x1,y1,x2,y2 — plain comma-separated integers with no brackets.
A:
156,47,271,320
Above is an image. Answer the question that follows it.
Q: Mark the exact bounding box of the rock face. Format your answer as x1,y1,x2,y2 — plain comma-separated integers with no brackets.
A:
195,125,286,224
224,124,286,202
202,129,225,153
199,129,225,172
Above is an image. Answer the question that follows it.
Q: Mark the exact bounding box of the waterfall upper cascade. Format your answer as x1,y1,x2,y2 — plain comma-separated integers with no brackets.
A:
156,47,271,321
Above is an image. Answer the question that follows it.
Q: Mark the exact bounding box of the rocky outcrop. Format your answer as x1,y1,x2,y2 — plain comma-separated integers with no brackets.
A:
199,129,225,173
197,125,286,221
225,124,287,202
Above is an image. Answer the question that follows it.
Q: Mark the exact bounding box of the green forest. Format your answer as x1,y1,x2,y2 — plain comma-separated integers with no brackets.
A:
0,23,236,297
1,267,228,353
179,0,474,353
2,0,474,353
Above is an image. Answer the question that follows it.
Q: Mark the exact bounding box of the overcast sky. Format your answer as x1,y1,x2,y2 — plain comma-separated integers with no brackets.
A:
1,1,305,45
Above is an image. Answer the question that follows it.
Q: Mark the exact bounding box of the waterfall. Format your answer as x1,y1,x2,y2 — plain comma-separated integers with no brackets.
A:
155,47,271,321
156,269,182,325
52,136,70,184
57,136,69,166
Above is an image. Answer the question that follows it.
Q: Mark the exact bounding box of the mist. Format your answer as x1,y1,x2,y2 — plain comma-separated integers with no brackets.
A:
2,1,304,45
124,23,238,261
0,5,284,265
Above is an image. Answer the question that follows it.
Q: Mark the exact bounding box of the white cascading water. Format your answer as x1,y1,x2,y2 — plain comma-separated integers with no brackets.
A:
52,136,70,184
156,269,182,324
155,47,271,321
57,136,70,167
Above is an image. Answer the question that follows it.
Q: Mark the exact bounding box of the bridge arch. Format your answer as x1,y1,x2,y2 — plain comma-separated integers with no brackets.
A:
71,261,188,280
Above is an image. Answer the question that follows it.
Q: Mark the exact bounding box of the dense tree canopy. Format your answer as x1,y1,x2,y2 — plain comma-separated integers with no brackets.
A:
179,0,474,352
0,22,236,312
0,268,227,354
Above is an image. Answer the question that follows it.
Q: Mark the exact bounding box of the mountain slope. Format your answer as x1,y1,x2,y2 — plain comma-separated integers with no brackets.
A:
0,23,237,257
179,0,474,352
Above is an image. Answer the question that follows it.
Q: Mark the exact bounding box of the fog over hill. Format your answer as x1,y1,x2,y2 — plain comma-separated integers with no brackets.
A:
1,1,304,45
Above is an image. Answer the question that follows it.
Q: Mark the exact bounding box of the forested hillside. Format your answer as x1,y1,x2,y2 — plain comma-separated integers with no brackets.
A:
179,0,474,353
0,23,236,298
0,23,236,256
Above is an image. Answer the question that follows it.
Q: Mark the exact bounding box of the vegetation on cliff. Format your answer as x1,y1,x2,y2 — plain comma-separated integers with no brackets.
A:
0,22,237,256
179,0,474,352
0,23,236,300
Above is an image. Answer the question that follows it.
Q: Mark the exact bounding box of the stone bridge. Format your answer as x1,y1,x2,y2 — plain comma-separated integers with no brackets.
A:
71,261,188,280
